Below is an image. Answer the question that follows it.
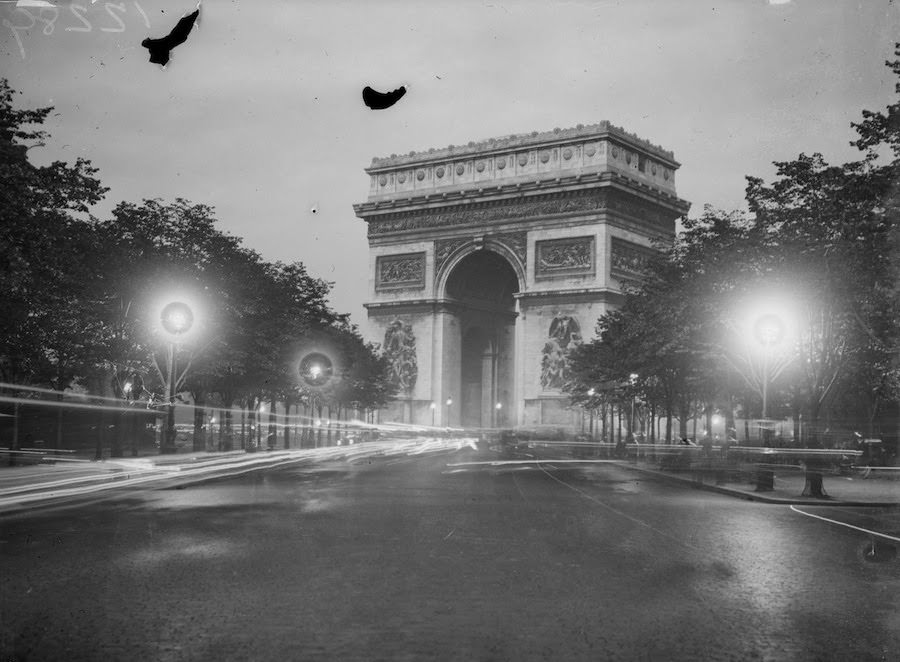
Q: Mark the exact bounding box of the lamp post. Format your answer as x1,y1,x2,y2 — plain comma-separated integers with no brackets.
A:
430,401,436,426
258,402,266,449
629,373,638,439
587,388,596,440
122,380,135,457
160,301,194,454
753,314,785,420
445,397,452,427
494,402,502,428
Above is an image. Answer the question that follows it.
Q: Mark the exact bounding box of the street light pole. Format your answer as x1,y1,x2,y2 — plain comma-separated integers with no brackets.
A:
430,402,436,427
160,301,194,454
164,341,177,453
753,314,785,440
629,373,638,439
445,397,452,427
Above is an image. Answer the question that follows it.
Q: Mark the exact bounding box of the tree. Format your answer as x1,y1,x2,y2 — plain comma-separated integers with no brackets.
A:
0,78,108,389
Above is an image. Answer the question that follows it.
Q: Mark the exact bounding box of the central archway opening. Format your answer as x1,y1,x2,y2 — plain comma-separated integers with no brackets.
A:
445,250,518,428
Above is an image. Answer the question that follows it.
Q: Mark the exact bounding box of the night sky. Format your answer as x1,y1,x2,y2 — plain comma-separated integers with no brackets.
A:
4,0,898,326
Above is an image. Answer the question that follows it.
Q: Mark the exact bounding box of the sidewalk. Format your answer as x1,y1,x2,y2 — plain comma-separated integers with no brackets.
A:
622,458,900,506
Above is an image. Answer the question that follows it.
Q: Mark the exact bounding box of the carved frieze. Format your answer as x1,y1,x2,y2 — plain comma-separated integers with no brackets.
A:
367,189,610,236
535,236,595,278
494,231,527,267
376,252,426,290
610,238,655,280
435,239,470,273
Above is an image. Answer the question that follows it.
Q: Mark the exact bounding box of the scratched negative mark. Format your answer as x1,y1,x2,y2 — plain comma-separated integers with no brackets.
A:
362,84,408,110
141,0,200,67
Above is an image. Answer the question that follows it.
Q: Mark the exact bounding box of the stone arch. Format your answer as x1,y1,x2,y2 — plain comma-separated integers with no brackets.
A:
436,240,525,300
442,250,519,428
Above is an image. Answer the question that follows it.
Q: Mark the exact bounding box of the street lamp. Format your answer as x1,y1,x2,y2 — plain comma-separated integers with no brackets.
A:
494,402,502,428
445,397,452,426
258,402,266,448
160,301,194,453
753,314,785,420
629,373,638,439
430,401,436,426
587,388,596,440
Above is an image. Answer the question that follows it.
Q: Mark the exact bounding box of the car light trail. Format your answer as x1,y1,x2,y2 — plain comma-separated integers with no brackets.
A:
0,438,483,512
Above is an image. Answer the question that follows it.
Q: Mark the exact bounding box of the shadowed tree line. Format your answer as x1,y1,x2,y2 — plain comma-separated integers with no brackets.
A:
567,47,900,454
0,79,396,456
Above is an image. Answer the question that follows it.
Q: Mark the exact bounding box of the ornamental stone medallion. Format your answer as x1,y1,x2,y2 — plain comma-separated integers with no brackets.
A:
355,121,690,430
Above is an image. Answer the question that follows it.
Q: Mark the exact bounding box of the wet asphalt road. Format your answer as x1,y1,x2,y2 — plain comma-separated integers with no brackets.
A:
1,448,898,661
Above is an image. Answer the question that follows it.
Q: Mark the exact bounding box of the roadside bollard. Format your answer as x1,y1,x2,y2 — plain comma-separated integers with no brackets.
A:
755,465,775,492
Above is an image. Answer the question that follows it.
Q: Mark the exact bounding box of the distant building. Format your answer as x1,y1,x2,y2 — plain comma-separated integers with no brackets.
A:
354,122,690,431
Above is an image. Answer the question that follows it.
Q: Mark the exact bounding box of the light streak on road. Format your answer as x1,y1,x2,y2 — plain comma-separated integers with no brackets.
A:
0,438,481,512
0,394,159,416
446,459,619,467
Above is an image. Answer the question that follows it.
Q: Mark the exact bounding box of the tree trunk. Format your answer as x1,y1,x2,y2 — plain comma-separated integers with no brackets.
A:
678,400,689,439
193,392,206,452
224,406,233,451
724,393,736,443
601,402,607,442
743,401,751,443
283,401,291,449
112,407,125,458
56,406,63,451
268,398,277,449
240,408,246,450
95,405,105,461
802,457,828,498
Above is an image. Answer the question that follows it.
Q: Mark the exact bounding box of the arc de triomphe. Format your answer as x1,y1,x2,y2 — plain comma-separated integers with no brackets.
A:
354,122,690,430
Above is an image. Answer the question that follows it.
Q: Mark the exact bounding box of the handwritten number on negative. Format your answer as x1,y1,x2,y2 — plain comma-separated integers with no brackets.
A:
3,9,35,59
67,5,92,33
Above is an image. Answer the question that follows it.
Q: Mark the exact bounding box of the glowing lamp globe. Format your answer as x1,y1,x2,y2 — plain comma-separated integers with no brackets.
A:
754,314,785,347
161,301,194,336
300,352,333,387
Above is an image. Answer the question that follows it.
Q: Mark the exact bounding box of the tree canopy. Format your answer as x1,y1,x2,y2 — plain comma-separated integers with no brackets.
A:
567,47,900,448
0,79,394,454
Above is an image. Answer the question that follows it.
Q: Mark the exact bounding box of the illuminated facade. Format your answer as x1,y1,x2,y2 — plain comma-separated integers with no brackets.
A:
354,122,690,430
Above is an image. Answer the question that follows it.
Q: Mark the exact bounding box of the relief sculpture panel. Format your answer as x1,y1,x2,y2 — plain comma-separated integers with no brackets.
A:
540,315,582,391
383,319,418,393
376,252,425,290
535,236,594,278
610,238,654,280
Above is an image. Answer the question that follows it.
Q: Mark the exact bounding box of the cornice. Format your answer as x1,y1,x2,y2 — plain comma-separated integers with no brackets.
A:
365,298,518,319
515,288,625,306
368,121,678,170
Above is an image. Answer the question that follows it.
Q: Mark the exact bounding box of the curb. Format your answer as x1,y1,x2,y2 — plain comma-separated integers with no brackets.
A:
618,462,900,508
